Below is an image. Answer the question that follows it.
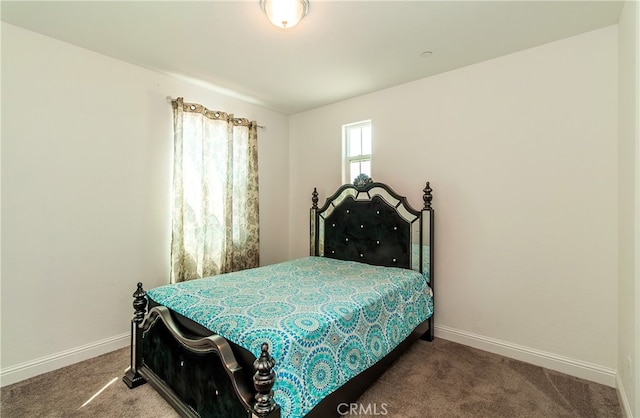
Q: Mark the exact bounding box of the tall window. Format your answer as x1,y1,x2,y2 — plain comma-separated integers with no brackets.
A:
171,98,260,283
343,120,372,183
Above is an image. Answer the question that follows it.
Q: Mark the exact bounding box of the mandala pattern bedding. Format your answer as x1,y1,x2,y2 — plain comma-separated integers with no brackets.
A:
147,256,433,418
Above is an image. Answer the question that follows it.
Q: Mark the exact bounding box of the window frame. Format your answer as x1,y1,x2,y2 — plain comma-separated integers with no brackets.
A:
342,120,372,184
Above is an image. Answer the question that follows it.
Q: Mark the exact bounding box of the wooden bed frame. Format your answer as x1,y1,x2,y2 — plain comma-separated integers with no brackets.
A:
123,177,434,417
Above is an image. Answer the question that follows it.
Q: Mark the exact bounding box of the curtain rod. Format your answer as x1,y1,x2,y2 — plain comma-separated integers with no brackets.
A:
166,96,266,130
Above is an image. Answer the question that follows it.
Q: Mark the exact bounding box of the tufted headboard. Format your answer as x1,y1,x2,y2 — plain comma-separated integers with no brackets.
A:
310,175,434,278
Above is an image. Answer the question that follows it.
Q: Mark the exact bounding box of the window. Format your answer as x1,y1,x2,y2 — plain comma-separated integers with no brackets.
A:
343,120,372,183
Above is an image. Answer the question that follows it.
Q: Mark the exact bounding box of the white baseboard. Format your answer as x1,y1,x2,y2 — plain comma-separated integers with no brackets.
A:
435,324,617,388
616,373,634,418
0,326,624,399
0,333,130,387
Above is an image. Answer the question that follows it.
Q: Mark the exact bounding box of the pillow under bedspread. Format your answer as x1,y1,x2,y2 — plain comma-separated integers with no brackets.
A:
147,256,433,418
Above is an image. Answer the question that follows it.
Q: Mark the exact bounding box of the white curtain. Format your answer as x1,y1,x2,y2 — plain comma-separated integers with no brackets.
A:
171,98,259,283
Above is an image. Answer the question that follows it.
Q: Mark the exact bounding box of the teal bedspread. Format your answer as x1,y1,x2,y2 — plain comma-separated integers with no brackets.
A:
147,256,433,417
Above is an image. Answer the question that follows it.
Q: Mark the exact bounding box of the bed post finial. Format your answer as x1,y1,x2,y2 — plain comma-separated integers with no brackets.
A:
132,282,147,323
253,342,277,416
123,282,148,389
311,187,318,209
423,182,433,210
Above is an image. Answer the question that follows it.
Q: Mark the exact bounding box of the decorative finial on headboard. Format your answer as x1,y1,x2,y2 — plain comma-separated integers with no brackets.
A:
353,174,373,189
311,188,318,209
423,182,433,210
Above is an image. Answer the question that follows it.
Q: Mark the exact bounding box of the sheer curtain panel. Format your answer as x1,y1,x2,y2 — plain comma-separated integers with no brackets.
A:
171,97,259,283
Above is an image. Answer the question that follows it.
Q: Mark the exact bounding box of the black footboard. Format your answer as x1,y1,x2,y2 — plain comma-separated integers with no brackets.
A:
123,283,280,418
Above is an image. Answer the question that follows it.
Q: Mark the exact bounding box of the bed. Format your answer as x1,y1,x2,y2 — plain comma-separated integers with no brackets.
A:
123,175,435,417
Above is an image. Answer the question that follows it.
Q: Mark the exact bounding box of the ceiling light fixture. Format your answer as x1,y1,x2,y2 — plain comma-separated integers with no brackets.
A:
261,0,309,29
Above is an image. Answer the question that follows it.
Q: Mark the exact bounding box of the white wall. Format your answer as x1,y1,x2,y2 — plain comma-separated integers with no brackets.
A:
1,17,630,401
617,1,639,416
0,23,290,385
290,26,619,386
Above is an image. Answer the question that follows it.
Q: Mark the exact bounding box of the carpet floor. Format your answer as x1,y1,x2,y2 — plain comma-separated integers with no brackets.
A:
0,338,622,417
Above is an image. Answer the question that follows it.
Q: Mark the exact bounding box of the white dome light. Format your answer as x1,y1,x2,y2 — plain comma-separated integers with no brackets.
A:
261,0,309,29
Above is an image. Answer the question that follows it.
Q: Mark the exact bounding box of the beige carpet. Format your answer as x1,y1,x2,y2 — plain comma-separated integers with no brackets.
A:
1,338,622,418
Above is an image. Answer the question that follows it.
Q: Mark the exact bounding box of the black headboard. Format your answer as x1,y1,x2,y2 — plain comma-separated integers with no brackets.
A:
310,175,433,277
